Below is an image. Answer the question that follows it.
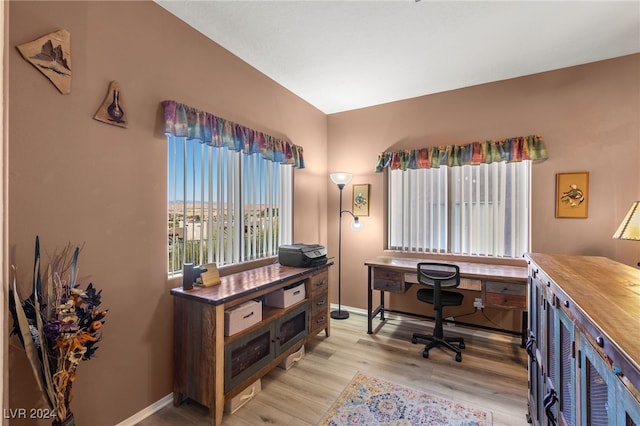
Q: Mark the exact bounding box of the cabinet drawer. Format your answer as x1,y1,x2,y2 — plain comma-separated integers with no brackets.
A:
459,278,482,291
373,269,405,293
310,293,328,316
309,271,328,296
309,311,328,334
484,281,526,308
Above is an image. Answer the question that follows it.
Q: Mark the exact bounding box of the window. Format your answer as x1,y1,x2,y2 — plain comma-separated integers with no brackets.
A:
387,161,530,258
167,135,293,274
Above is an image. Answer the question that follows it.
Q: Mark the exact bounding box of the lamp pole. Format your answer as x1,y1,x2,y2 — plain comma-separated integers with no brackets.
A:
332,182,349,320
329,172,361,320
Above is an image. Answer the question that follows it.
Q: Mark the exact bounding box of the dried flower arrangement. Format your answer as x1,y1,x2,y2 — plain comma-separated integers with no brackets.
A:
9,236,107,425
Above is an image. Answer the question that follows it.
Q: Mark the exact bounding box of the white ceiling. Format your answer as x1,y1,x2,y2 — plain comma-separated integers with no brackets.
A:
155,0,640,114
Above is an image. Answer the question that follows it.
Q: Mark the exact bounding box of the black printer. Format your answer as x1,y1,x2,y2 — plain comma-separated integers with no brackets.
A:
278,243,327,267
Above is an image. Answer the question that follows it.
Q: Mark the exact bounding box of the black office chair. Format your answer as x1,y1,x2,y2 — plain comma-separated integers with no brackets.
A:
411,262,465,362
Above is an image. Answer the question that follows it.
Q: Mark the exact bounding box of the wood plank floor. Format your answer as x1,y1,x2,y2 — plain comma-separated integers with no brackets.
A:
137,311,529,426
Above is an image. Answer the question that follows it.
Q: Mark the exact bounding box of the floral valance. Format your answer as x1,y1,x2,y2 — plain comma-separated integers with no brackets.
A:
162,100,304,168
375,134,547,172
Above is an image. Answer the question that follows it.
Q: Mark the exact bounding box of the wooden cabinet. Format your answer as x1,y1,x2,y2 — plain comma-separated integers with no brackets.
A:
525,253,640,426
171,262,332,426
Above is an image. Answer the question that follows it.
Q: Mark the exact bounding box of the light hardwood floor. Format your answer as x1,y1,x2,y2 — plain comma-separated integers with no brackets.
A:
137,311,529,426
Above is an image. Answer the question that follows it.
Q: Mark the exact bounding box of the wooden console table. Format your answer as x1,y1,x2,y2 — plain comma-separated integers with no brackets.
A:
171,262,332,426
365,256,529,343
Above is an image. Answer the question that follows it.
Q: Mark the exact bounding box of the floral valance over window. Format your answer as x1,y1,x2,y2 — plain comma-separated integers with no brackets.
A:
375,134,547,171
162,100,304,168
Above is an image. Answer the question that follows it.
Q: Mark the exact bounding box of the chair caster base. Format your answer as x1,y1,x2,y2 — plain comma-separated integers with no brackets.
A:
412,332,465,362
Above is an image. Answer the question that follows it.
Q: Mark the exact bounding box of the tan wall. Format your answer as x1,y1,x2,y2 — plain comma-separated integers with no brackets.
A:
326,54,640,324
7,1,327,425
6,0,640,424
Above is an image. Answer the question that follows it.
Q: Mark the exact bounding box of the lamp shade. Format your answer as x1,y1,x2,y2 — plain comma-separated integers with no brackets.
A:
613,201,640,240
330,172,352,186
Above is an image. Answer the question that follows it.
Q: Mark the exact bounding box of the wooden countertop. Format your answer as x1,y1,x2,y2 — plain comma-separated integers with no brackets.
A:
171,262,332,305
365,255,528,282
526,253,640,384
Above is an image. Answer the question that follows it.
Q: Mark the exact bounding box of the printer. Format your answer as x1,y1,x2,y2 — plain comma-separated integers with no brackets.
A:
278,243,327,267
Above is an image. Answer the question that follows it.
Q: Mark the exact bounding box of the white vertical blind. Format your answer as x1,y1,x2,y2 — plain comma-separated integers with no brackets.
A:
388,161,530,258
388,167,448,253
279,165,293,245
167,136,292,274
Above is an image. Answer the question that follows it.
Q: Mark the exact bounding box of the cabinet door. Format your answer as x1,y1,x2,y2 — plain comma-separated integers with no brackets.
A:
555,307,576,426
275,302,308,355
224,324,274,392
527,274,546,425
529,357,545,425
615,379,640,426
580,337,616,425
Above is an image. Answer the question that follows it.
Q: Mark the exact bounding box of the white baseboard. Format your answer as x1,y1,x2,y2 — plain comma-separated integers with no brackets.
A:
114,306,360,425
329,303,367,316
115,393,173,426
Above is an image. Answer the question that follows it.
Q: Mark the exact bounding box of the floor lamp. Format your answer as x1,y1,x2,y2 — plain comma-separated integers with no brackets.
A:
330,172,362,320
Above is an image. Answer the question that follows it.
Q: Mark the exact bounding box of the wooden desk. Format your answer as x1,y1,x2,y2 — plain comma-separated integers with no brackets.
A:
171,262,332,425
365,256,529,343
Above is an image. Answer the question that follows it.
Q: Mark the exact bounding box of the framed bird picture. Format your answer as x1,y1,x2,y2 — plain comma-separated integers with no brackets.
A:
556,172,589,218
353,184,370,217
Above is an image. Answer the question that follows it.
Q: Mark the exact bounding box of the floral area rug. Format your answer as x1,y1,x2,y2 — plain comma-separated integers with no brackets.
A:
317,372,492,426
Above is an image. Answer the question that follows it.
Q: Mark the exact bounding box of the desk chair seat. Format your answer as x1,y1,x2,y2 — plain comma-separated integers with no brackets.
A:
411,262,465,362
416,288,464,307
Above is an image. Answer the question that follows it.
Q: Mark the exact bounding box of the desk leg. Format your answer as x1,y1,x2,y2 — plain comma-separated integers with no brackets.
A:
380,290,385,321
367,266,373,334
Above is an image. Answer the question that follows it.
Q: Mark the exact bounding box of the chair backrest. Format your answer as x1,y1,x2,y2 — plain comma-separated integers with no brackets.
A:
417,262,460,289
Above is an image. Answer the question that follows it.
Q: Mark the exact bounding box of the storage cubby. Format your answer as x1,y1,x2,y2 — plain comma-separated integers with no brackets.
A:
224,302,308,392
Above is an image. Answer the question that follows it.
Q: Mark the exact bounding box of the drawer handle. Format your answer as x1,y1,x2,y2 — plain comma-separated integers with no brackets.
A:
243,312,254,319
563,300,569,308
316,300,326,306
316,280,326,287
596,336,605,347
546,281,551,287
316,316,326,324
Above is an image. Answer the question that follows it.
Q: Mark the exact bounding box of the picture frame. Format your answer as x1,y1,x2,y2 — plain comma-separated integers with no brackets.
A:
352,184,370,217
555,172,589,218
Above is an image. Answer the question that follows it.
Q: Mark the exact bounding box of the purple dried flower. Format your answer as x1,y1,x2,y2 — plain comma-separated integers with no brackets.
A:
43,321,61,344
